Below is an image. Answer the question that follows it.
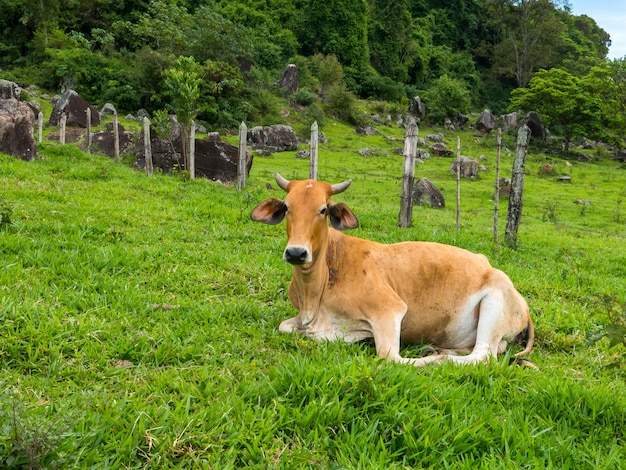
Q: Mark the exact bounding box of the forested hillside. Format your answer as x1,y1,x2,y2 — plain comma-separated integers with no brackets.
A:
1,0,625,148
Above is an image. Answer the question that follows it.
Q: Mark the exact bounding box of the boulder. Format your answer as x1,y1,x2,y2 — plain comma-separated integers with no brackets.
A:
612,149,626,162
521,111,546,140
276,64,298,94
247,125,298,152
412,178,445,208
82,122,134,157
453,113,469,130
444,119,455,131
135,122,253,182
450,156,480,178
355,126,378,136
409,96,426,120
49,90,100,128
498,112,519,132
0,79,21,99
0,97,37,160
475,110,495,133
430,143,453,157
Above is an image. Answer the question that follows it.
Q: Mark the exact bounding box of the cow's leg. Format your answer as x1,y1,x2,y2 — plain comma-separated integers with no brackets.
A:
369,297,449,367
447,291,505,365
279,316,305,334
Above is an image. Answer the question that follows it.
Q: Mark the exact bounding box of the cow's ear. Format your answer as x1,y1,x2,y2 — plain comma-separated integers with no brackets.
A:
328,202,359,230
250,198,287,225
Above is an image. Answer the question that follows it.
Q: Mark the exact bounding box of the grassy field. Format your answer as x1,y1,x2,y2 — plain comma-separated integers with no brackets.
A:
1,119,625,469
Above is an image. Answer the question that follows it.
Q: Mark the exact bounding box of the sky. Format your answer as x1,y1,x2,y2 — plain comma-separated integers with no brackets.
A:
570,0,626,59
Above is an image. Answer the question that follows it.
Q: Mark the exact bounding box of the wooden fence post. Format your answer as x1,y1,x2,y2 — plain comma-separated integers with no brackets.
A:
494,128,502,245
455,136,461,233
37,112,43,144
189,120,196,179
505,124,531,248
60,113,66,145
237,121,247,190
397,119,418,227
86,108,92,153
113,110,120,163
310,121,318,180
143,116,153,176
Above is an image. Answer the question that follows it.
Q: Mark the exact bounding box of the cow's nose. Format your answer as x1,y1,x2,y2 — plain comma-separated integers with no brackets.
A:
284,246,309,265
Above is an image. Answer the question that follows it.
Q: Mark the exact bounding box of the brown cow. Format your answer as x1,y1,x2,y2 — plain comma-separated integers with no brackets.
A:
251,174,534,366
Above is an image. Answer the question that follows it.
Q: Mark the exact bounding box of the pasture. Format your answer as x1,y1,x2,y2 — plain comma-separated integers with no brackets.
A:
1,120,625,468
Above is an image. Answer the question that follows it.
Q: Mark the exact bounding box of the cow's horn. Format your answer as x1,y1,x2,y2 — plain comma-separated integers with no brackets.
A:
331,179,352,195
275,173,290,191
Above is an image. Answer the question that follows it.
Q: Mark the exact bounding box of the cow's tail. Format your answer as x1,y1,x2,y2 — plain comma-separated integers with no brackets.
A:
509,317,537,368
514,316,534,358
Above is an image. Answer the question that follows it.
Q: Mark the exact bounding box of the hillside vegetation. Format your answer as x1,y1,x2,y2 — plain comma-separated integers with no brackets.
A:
1,117,625,467
2,0,625,150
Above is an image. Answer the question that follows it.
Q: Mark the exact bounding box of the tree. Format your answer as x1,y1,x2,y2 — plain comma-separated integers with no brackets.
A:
163,56,202,172
367,0,415,82
509,68,603,152
298,0,370,70
488,0,564,88
423,75,471,124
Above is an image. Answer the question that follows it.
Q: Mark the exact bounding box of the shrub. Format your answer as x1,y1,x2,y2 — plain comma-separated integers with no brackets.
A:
422,74,471,124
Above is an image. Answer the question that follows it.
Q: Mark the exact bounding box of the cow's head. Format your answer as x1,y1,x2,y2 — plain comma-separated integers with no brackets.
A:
251,173,359,265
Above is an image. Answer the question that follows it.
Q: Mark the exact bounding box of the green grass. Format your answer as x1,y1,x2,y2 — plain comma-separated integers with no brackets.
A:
1,121,625,468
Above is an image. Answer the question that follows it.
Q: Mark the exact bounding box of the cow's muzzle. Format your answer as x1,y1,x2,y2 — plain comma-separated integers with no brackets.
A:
283,246,311,265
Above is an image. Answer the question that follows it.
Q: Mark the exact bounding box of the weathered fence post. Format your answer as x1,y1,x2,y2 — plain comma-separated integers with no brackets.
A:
397,119,418,227
237,121,247,190
113,110,120,163
59,113,66,145
143,116,153,176
455,136,461,233
86,108,92,153
37,112,43,144
189,120,196,179
310,121,319,180
494,128,502,245
505,124,531,248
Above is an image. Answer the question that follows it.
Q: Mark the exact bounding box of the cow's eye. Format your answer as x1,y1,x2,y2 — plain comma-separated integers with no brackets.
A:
320,207,327,216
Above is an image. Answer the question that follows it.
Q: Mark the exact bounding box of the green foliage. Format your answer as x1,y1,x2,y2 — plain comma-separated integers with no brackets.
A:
163,56,202,127
325,82,369,126
587,296,626,369
509,68,605,151
299,0,370,69
292,88,317,106
422,74,471,124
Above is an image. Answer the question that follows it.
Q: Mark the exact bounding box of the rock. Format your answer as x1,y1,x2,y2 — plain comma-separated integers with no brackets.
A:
0,97,37,160
612,149,626,162
499,186,511,198
444,119,455,131
0,79,21,99
409,96,426,120
521,111,546,140
426,133,443,143
453,113,468,130
82,122,134,157
295,150,310,159
450,156,480,178
135,120,253,182
355,126,378,136
247,125,298,152
475,110,495,133
430,143,453,157
49,90,100,128
557,176,572,183
498,112,519,132
276,64,298,94
412,178,445,208
100,103,117,116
